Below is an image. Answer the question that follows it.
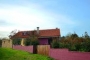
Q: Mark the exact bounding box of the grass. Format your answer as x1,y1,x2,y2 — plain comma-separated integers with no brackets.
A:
0,48,54,60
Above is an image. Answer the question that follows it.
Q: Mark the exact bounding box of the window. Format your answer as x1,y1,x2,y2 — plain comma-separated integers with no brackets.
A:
4,41,5,43
22,32,27,36
22,31,29,36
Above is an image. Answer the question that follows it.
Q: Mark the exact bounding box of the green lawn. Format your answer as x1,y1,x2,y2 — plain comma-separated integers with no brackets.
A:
0,48,53,60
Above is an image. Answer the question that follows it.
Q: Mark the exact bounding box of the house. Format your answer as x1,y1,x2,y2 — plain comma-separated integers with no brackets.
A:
10,27,60,45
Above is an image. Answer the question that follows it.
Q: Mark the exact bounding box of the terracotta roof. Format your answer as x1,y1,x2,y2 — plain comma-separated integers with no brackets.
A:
39,29,60,37
11,28,60,38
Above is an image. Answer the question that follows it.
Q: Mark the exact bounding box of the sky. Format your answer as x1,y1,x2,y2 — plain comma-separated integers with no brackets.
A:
0,0,90,38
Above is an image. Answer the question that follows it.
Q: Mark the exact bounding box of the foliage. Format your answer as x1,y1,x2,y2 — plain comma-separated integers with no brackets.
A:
51,40,60,48
24,37,39,46
24,38,31,46
30,36,39,45
24,31,39,46
59,32,90,52
11,30,39,46
13,38,21,45
69,45,76,51
0,48,54,60
29,31,39,45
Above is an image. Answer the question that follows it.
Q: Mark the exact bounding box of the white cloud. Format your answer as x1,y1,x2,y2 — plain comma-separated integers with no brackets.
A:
0,1,77,37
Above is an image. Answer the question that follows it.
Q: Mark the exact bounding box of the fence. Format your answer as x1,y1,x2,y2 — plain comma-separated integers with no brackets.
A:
37,45,50,56
13,45,33,53
13,45,50,56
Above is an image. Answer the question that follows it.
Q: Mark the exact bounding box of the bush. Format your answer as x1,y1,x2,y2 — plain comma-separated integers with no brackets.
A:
51,40,60,48
24,38,31,46
25,39,39,46
86,40,90,52
81,40,90,52
31,40,39,45
13,38,21,45
59,43,64,48
68,44,76,51
75,43,81,51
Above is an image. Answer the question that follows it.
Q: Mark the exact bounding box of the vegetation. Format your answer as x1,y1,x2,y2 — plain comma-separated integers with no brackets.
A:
10,30,39,46
0,48,54,60
58,32,90,52
25,31,39,46
9,29,90,52
24,38,31,46
30,35,39,46
13,38,21,45
51,39,60,48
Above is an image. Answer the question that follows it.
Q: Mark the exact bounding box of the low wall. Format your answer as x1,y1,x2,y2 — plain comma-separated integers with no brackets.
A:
13,45,33,53
13,45,50,56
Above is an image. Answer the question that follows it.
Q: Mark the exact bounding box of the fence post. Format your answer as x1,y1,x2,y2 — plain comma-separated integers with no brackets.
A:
33,45,37,54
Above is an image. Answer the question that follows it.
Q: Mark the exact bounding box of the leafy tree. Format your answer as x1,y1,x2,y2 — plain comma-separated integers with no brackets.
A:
29,31,39,45
13,38,21,45
51,39,60,48
30,36,39,45
24,38,31,46
84,32,89,39
59,32,90,52
71,33,78,40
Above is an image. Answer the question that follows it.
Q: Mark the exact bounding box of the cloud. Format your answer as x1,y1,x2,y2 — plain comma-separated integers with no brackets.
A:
0,1,77,37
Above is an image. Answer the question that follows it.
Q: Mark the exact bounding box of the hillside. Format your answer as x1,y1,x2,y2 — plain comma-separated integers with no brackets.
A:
0,48,53,60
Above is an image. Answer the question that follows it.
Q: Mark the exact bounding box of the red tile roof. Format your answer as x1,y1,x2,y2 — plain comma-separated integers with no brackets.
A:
39,29,60,37
11,28,60,38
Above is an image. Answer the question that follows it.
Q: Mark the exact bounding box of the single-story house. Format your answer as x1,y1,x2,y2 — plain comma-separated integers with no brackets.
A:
10,27,60,45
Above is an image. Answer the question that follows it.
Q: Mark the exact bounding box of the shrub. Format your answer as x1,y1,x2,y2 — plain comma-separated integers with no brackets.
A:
31,40,39,45
59,43,68,48
13,38,21,45
24,38,31,46
75,43,81,51
69,45,76,51
86,40,90,52
51,40,60,48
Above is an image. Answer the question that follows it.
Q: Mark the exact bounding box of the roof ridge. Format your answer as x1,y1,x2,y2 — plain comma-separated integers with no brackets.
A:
19,28,60,32
39,28,59,30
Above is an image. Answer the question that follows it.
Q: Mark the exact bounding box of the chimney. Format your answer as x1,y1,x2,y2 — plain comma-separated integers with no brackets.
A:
56,27,58,29
37,27,39,34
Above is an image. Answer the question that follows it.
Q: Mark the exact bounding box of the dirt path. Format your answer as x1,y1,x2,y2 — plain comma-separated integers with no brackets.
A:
49,49,90,60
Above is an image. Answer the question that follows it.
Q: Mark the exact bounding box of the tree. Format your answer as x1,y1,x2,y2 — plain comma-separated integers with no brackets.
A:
84,32,89,39
51,40,60,48
71,32,78,40
28,30,39,45
24,38,31,46
13,38,21,45
9,29,18,39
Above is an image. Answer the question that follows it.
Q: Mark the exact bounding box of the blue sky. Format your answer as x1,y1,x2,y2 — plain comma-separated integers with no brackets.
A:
0,0,90,38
